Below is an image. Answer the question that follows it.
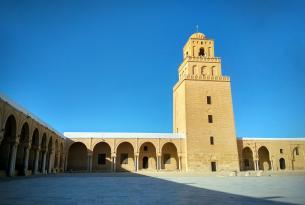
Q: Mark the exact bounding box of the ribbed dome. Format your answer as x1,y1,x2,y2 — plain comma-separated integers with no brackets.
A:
190,32,206,39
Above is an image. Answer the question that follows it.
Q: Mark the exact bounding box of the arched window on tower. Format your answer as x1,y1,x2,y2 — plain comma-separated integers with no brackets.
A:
201,66,207,76
211,66,217,76
192,65,196,75
199,47,205,57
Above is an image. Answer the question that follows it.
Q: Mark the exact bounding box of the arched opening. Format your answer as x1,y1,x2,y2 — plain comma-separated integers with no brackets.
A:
29,128,39,174
161,142,178,171
199,47,205,57
142,157,148,169
116,142,134,172
242,147,254,171
211,66,217,76
139,142,156,170
39,134,47,173
258,146,271,171
16,122,30,175
0,115,17,176
279,158,286,170
201,66,207,76
67,142,87,171
92,142,111,172
292,146,303,170
191,65,196,75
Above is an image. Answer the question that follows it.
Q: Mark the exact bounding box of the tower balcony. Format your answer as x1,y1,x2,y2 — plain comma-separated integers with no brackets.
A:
183,56,221,63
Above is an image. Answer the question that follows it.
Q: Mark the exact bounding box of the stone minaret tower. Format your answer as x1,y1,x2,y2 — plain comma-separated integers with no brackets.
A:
173,32,240,172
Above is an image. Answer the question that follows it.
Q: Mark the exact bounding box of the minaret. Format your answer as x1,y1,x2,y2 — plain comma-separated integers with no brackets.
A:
173,32,240,172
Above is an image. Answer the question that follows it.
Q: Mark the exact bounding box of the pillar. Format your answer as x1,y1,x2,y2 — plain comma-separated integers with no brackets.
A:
156,155,159,171
158,155,162,171
178,155,182,171
134,155,139,172
87,154,92,172
34,148,40,174
157,154,161,171
112,156,116,172
57,151,61,171
64,154,68,172
60,152,64,172
42,150,47,174
48,150,54,173
271,160,274,171
23,146,30,175
8,142,18,177
256,160,259,171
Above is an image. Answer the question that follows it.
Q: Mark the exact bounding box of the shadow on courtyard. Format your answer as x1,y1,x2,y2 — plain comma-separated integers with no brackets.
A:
0,170,302,205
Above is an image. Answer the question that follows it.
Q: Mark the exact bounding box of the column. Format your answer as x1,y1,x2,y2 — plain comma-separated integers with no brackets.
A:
23,146,30,175
64,155,68,172
48,150,54,173
112,156,116,172
178,156,182,171
34,148,40,174
111,157,114,172
87,154,92,172
8,142,18,177
136,156,139,172
158,155,162,171
156,155,159,171
87,155,91,172
256,160,259,171
271,160,274,171
42,150,47,174
60,153,64,172
134,155,138,172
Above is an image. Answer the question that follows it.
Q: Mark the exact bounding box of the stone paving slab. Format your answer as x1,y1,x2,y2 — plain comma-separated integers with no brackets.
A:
0,173,304,205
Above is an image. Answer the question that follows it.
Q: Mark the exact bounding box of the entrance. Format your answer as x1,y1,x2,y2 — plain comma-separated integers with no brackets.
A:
279,158,286,170
143,157,148,169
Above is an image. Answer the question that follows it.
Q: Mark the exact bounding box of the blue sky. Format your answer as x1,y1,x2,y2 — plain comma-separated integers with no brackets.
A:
0,0,305,137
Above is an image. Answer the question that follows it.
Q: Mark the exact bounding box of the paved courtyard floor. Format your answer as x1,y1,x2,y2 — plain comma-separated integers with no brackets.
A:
0,172,304,205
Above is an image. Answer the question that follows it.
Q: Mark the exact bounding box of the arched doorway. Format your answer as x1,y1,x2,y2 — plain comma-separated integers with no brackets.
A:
292,147,303,170
16,122,30,175
242,147,254,171
116,142,134,172
67,142,88,171
0,115,17,176
139,142,156,170
142,157,148,169
161,142,178,171
92,142,111,172
279,158,285,170
29,128,39,174
258,146,271,171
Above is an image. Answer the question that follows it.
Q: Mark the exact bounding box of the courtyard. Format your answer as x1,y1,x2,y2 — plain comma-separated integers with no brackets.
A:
0,172,304,205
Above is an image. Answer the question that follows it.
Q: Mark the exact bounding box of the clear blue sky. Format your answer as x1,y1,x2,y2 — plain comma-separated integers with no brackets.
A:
1,0,305,137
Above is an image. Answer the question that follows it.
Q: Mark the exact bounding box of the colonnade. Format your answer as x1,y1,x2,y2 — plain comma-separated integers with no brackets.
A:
0,98,66,177
66,140,184,172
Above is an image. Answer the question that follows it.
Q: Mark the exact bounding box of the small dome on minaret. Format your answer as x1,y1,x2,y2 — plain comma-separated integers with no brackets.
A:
189,32,206,39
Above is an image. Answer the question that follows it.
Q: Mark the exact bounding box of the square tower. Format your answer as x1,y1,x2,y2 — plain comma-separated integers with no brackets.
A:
173,32,240,172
